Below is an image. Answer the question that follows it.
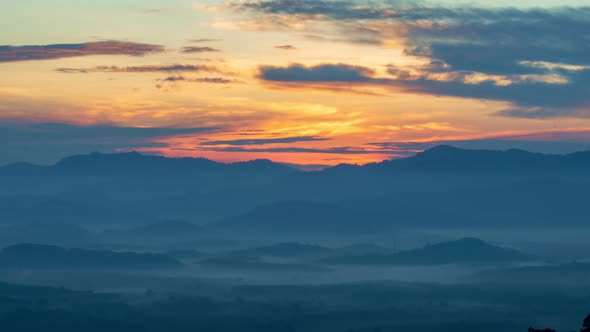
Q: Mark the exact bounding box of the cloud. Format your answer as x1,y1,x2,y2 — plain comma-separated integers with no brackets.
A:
202,146,386,155
0,41,164,62
368,127,590,156
223,1,590,118
55,68,91,74
158,76,236,84
259,63,375,82
180,46,222,53
189,38,223,43
225,0,397,20
195,57,227,63
0,122,217,165
155,76,239,90
258,62,590,118
404,9,590,75
56,64,220,74
201,136,328,146
274,45,297,50
55,64,231,90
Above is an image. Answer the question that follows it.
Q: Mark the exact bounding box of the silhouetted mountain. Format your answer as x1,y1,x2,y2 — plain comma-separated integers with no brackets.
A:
2,146,590,240
164,249,206,260
207,200,385,235
0,223,97,247
0,152,296,176
5,146,590,177
132,220,201,235
0,162,47,176
335,243,391,256
323,238,532,265
204,198,482,236
481,261,590,284
0,193,148,225
228,242,333,258
356,145,590,173
199,255,325,271
0,244,182,269
100,220,203,248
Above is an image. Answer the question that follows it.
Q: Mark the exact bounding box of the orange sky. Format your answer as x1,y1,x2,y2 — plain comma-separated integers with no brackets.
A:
1,1,589,165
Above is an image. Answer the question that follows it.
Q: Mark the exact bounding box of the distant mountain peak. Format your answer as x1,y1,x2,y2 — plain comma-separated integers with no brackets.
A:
421,144,459,153
336,144,590,173
4,146,590,176
323,237,532,266
0,243,182,269
1,152,297,176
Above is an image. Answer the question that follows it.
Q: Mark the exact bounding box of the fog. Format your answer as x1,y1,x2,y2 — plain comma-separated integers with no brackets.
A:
1,147,589,331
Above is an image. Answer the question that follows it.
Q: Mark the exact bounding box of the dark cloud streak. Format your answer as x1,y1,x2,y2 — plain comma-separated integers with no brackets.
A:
180,46,222,53
56,64,221,74
202,136,328,146
274,45,297,50
203,146,385,155
259,63,375,82
189,38,223,43
160,76,235,84
0,41,164,62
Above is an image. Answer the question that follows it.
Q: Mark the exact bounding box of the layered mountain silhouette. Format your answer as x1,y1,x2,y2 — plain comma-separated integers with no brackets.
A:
101,220,203,245
198,255,325,271
130,220,201,235
329,145,590,174
0,244,182,269
226,242,333,258
322,238,532,265
0,223,97,247
2,145,590,237
0,193,148,225
0,151,296,176
3,146,590,176
206,200,385,234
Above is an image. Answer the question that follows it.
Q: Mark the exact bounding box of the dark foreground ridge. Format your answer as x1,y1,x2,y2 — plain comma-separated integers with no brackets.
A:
0,281,587,332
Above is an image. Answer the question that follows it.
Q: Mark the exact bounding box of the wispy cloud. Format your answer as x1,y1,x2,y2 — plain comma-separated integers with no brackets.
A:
0,41,164,62
202,146,385,155
274,45,297,50
180,46,222,53
56,64,221,74
189,38,223,43
201,136,327,146
158,76,235,84
155,76,239,90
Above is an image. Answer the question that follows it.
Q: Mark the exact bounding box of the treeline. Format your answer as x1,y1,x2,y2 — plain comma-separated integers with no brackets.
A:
0,282,588,332
529,315,590,332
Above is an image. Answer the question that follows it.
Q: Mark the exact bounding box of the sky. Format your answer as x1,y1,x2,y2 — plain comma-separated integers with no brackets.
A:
1,0,590,166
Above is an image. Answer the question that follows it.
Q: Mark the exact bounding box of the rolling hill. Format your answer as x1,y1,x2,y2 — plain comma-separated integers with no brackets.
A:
0,244,182,269
322,238,533,265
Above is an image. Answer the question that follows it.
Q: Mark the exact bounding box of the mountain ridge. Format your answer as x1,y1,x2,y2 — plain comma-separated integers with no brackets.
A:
0,151,297,176
0,243,182,269
322,237,533,265
3,145,590,176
